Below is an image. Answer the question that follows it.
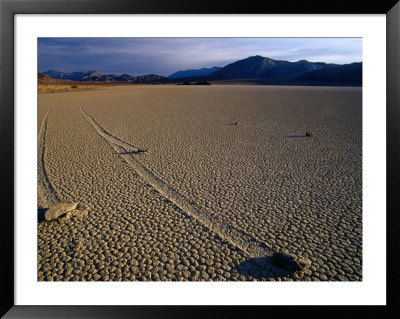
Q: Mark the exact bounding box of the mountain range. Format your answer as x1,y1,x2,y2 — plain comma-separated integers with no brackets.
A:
41,55,362,86
293,62,362,85
42,70,166,83
168,66,221,79
210,56,326,80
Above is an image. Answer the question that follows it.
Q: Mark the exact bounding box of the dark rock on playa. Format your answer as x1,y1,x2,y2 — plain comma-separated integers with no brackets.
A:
44,202,78,221
136,148,149,154
271,252,311,272
306,131,314,137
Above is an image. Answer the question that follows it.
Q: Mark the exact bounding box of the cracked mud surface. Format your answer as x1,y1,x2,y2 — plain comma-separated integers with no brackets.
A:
38,85,362,281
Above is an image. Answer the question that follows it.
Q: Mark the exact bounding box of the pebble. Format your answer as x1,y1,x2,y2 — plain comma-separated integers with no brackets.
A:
271,252,311,272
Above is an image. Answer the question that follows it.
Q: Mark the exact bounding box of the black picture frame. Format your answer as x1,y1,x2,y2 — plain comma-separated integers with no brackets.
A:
1,0,399,318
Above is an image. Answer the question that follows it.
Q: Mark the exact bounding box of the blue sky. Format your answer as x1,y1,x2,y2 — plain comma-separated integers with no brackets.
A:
38,38,362,76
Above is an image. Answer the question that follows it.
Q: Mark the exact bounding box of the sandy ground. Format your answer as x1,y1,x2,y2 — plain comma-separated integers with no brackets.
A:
38,85,362,281
38,84,100,94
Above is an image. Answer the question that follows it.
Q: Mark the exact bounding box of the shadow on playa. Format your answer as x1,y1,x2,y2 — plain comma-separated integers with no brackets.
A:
235,256,297,280
38,208,47,222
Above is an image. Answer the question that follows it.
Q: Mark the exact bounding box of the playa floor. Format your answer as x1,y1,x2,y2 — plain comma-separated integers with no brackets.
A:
38,85,362,281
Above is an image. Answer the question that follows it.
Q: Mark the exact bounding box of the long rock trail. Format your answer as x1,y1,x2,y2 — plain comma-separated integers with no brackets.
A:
38,104,61,208
79,102,274,258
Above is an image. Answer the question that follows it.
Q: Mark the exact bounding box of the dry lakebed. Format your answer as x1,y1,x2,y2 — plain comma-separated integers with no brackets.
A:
38,85,362,281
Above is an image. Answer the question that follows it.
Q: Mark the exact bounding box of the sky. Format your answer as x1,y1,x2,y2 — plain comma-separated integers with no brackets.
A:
38,38,362,76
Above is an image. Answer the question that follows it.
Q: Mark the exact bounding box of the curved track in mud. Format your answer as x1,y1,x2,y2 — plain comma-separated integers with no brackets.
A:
38,105,61,208
79,102,274,258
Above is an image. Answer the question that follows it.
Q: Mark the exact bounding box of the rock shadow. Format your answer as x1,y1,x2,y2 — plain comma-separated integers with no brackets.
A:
38,207,48,222
119,149,148,155
235,256,294,280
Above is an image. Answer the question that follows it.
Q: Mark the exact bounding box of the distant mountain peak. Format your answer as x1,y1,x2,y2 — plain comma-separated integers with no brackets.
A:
168,66,221,79
209,55,332,80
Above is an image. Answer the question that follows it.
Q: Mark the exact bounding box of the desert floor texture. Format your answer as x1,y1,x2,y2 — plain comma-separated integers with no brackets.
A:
38,85,362,281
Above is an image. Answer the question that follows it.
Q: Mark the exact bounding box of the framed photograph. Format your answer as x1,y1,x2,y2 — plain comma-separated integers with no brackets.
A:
1,0,399,318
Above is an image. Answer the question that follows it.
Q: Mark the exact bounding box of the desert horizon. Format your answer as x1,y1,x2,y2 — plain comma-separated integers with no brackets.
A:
37,37,362,282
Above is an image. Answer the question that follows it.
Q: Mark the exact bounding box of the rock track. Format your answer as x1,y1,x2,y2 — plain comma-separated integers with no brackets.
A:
80,103,274,259
37,104,61,208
